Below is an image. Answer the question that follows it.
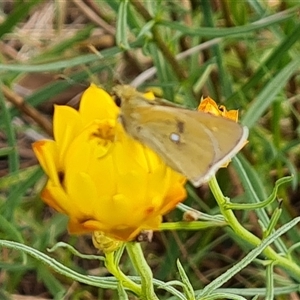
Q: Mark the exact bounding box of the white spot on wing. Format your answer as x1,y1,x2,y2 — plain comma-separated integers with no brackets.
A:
170,132,180,144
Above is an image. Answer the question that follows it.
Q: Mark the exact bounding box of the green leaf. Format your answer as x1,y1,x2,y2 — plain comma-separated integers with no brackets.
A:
116,0,130,50
0,214,24,244
229,22,300,104
0,239,119,289
37,264,66,297
159,8,296,38
0,167,44,221
177,260,195,300
242,58,300,128
0,0,44,40
0,166,40,190
198,217,300,297
265,262,275,300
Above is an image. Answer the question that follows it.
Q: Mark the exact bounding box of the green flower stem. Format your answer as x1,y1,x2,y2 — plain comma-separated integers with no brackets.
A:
160,220,226,231
126,242,159,300
209,175,300,278
105,252,141,296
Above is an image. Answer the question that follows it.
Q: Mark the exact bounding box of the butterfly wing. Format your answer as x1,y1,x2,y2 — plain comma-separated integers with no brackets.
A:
125,105,248,186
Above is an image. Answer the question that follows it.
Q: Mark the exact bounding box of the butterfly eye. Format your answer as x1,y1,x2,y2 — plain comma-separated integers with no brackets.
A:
114,95,122,107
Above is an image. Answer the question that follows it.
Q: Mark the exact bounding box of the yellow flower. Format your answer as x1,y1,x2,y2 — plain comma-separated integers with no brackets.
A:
198,97,246,167
198,97,238,122
33,84,186,241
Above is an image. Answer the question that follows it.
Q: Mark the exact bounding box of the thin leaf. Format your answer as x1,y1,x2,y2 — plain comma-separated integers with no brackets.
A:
242,58,300,128
177,260,195,300
198,217,300,297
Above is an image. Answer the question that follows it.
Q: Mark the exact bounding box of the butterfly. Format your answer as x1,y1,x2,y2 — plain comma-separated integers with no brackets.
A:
113,85,248,187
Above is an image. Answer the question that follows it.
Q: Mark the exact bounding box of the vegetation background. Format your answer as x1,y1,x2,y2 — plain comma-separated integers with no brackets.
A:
0,0,300,299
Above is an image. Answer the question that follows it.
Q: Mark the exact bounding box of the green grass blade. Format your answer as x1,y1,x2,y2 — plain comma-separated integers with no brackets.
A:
242,58,300,128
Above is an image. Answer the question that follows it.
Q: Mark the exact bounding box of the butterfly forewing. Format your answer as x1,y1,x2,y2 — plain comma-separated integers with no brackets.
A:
129,106,247,186
113,85,248,187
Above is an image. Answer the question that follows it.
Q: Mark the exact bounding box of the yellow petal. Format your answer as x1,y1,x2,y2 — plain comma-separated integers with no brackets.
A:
79,83,119,125
32,140,60,185
53,105,83,167
219,105,239,122
198,97,221,116
41,181,70,213
66,172,99,219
